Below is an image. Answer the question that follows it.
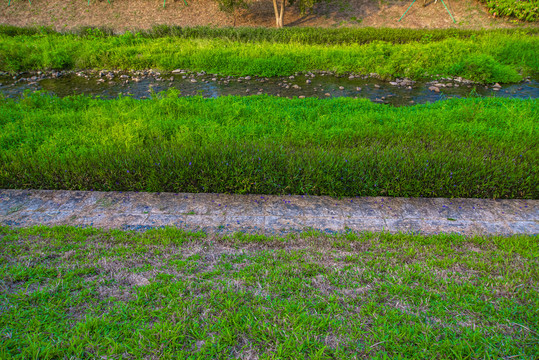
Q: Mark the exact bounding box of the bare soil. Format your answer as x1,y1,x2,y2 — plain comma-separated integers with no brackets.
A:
1,0,536,32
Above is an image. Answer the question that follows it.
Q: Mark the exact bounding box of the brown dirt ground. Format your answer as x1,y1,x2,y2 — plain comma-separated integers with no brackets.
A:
1,0,537,32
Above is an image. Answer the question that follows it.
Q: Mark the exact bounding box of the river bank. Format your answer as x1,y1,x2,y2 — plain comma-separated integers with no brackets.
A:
2,29,538,83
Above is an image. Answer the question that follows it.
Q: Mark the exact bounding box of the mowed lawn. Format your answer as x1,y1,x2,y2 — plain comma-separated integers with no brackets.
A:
1,225,537,359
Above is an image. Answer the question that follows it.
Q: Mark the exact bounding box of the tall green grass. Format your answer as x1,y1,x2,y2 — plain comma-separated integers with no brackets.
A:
141,25,539,44
0,29,537,81
1,91,537,199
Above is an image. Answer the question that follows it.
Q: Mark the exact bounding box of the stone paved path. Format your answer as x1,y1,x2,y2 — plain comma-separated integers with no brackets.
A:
0,189,537,236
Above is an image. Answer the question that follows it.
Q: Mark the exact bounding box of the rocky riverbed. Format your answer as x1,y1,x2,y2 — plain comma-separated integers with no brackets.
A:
1,70,537,106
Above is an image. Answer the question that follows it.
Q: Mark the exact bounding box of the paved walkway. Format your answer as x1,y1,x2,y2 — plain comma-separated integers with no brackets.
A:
0,189,537,236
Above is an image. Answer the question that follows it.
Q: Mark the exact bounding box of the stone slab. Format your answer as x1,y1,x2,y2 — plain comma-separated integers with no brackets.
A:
0,189,537,236
344,218,387,233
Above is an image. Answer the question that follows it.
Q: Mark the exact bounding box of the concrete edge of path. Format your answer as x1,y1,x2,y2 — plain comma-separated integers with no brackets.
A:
0,189,537,236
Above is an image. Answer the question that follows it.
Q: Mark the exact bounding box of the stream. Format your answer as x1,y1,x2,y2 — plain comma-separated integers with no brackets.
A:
1,70,537,106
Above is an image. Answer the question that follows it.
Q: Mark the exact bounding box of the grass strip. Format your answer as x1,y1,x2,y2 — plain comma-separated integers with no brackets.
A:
1,92,537,199
0,225,537,358
2,24,538,44
0,29,538,81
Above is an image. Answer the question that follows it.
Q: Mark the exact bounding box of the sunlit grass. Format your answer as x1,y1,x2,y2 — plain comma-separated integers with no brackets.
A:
1,27,537,81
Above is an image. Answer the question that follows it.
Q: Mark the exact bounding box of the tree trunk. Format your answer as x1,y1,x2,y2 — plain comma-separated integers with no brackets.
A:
279,0,285,28
272,0,285,28
272,0,280,28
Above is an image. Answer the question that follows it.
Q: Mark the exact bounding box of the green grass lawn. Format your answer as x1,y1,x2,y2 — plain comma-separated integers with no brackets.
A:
1,225,538,359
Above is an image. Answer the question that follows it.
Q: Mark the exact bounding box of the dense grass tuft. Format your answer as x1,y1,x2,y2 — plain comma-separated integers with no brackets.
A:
1,92,537,199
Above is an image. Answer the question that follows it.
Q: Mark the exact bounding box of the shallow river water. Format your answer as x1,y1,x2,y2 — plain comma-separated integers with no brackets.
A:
1,70,537,106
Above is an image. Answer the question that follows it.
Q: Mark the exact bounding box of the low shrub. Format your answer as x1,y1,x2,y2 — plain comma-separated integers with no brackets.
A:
479,0,539,22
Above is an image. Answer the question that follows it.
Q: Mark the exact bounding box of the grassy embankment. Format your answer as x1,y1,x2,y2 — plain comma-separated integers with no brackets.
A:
0,225,537,358
0,26,538,82
1,93,537,199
